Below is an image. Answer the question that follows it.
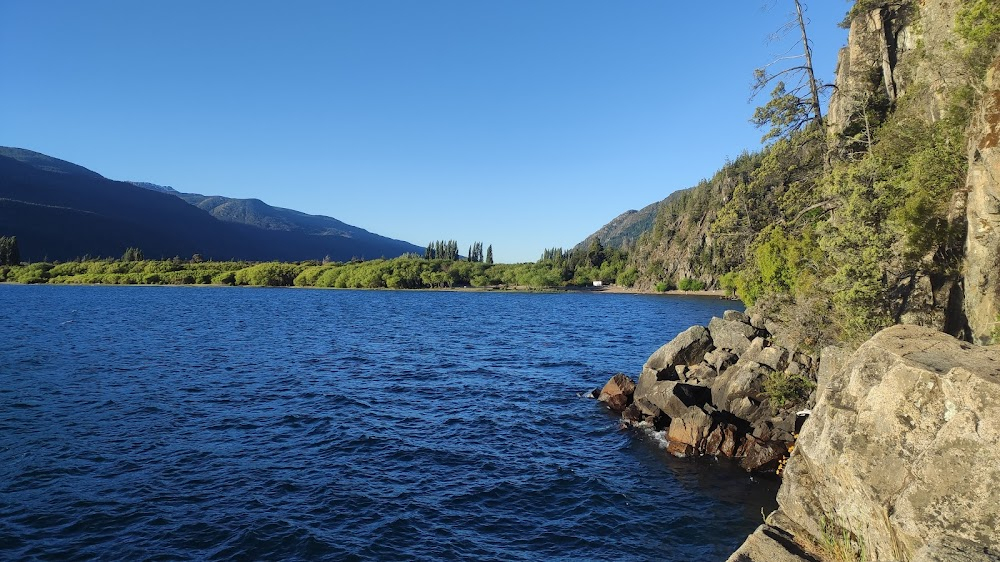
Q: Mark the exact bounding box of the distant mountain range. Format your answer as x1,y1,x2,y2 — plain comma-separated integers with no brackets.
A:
0,147,424,262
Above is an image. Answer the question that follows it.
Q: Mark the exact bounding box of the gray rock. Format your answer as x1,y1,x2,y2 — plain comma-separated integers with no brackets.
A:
911,537,1000,562
724,309,750,324
642,380,713,421
757,346,789,371
706,349,739,372
683,364,718,385
726,512,822,562
636,325,713,396
711,359,768,414
777,325,1000,560
709,317,758,355
749,312,768,330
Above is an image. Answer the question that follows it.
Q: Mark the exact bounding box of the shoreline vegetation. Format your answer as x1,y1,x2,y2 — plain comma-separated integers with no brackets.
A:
0,254,733,297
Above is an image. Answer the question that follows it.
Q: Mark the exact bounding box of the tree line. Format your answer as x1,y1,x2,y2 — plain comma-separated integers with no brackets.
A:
0,245,642,290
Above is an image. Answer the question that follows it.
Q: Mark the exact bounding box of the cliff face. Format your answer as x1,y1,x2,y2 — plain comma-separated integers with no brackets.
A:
580,0,999,346
965,59,1000,343
826,0,999,341
726,3,1000,556
729,325,1000,562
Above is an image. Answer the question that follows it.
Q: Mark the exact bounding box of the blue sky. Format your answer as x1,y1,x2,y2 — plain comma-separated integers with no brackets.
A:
1,1,849,263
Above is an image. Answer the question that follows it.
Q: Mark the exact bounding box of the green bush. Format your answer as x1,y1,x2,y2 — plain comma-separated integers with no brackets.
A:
678,277,706,291
764,371,816,412
616,267,639,288
655,282,669,292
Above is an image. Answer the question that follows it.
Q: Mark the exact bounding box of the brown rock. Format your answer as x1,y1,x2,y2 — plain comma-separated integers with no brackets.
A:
666,406,713,457
705,422,743,458
597,373,635,413
738,436,788,473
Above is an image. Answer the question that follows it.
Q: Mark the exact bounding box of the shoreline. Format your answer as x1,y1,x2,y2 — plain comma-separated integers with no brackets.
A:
0,279,736,299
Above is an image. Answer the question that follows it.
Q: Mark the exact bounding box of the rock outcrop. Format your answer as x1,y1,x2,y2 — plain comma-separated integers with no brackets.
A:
729,325,1000,562
965,57,1000,344
602,310,817,473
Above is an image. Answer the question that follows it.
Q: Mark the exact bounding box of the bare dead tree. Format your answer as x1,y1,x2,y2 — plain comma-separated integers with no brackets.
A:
750,0,829,142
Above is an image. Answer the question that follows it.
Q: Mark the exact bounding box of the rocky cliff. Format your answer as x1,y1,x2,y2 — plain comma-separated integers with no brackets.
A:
965,59,1000,344
728,325,1000,562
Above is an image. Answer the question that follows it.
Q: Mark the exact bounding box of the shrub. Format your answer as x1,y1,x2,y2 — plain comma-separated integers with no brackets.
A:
655,282,669,292
763,371,816,412
616,267,639,288
678,277,706,291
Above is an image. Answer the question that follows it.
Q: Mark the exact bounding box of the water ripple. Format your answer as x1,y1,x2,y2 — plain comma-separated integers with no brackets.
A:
0,286,775,561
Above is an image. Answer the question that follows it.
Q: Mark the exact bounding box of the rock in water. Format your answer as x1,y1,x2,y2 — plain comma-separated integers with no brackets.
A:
598,373,636,413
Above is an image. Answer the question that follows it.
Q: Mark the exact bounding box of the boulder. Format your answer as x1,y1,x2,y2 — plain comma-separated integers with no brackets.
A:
756,346,788,371
738,436,789,473
705,420,743,457
724,309,750,324
620,403,644,425
597,373,635,413
709,317,758,355
666,406,714,457
642,381,713,420
711,359,768,414
682,364,718,385
726,512,821,562
776,325,1000,560
636,325,713,394
705,349,738,372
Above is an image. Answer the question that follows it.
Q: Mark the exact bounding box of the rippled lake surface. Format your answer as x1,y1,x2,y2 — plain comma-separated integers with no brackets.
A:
0,285,777,561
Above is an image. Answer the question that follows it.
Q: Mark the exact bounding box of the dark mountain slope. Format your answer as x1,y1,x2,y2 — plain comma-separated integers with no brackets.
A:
0,149,422,262
0,147,104,179
130,183,421,251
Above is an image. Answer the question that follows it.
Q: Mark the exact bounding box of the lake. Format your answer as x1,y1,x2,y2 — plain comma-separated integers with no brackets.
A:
0,285,776,561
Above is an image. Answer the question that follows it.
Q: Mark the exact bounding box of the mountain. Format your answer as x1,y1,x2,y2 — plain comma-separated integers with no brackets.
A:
0,148,424,262
572,199,661,253
129,181,179,194
130,181,389,242
0,147,104,179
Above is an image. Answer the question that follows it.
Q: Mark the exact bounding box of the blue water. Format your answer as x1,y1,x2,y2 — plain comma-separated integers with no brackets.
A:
0,285,777,561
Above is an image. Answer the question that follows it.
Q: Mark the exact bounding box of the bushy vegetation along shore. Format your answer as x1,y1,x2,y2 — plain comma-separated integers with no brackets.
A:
0,251,651,291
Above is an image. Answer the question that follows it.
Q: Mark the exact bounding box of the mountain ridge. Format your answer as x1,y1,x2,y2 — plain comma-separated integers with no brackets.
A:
0,147,424,262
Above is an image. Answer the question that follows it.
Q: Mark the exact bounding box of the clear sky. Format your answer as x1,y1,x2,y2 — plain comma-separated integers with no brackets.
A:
0,1,849,263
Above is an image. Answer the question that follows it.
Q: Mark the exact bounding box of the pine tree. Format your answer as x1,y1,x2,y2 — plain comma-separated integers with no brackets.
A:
486,245,493,265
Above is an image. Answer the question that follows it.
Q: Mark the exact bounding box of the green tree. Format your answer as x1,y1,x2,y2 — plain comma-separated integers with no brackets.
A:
486,245,493,265
122,247,144,261
0,236,21,266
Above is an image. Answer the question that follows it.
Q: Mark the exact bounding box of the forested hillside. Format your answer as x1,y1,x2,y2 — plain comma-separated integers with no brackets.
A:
587,0,1000,347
